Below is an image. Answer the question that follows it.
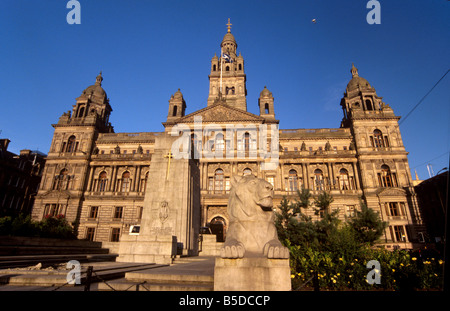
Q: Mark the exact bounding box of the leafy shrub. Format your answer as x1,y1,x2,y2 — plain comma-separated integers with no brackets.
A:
0,214,76,239
275,191,443,291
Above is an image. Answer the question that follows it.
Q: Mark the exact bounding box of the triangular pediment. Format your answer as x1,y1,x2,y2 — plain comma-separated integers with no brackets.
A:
175,102,265,124
376,187,407,197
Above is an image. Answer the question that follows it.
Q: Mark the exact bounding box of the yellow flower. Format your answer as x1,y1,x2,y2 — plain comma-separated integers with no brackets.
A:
392,269,395,272
337,273,340,276
412,257,417,261
439,260,444,265
291,274,295,279
339,258,343,261
332,279,337,284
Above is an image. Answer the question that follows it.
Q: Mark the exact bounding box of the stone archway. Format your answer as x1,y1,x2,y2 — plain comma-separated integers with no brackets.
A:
210,216,227,242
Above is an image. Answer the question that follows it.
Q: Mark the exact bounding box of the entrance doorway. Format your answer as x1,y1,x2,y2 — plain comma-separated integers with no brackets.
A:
210,216,227,242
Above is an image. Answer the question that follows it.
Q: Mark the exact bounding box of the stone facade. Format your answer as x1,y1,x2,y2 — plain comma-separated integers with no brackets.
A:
31,22,424,251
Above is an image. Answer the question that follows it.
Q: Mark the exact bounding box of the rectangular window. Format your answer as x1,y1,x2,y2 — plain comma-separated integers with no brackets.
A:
393,226,406,242
208,177,213,192
346,205,356,217
89,206,99,219
267,176,274,187
110,228,121,242
225,177,230,192
114,206,123,219
389,202,400,216
86,227,95,241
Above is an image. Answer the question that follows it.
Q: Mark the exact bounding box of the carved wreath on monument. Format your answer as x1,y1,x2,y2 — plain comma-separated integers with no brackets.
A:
159,201,169,225
221,175,289,259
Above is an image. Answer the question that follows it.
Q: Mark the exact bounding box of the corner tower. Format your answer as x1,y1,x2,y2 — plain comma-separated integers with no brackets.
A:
340,64,424,247
207,19,247,111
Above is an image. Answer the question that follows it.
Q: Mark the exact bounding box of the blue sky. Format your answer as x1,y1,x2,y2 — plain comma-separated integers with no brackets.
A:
0,0,449,180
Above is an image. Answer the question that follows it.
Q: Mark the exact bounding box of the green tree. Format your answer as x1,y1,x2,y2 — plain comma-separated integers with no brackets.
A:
347,200,388,245
313,191,334,216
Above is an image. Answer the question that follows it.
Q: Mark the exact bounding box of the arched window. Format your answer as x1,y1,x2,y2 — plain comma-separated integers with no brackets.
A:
97,171,107,192
172,105,178,117
78,107,85,118
365,99,374,111
373,129,385,148
243,168,252,176
121,171,131,192
378,165,397,187
140,171,149,192
213,64,217,71
314,169,324,191
66,136,77,153
238,64,242,70
244,132,250,152
264,103,270,114
215,132,225,151
214,169,224,193
288,169,298,192
190,133,199,159
226,66,230,72
339,168,350,190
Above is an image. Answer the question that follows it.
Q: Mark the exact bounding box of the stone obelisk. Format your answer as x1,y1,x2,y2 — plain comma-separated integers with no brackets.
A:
118,133,200,264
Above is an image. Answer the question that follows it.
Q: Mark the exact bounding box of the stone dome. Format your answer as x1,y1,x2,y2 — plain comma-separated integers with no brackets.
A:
260,86,272,97
173,88,183,99
346,64,373,92
82,72,107,98
347,76,372,91
222,32,236,44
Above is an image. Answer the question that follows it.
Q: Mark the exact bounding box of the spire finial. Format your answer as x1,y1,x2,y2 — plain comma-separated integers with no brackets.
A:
351,63,358,77
96,71,103,85
226,18,232,33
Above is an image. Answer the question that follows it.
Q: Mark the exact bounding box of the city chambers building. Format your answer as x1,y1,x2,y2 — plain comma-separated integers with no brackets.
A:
31,22,424,252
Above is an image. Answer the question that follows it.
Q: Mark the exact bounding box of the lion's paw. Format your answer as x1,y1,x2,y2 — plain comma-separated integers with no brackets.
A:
220,241,245,258
263,241,290,259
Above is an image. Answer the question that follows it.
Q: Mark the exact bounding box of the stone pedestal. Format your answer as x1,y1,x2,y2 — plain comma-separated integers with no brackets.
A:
214,257,291,291
117,234,177,265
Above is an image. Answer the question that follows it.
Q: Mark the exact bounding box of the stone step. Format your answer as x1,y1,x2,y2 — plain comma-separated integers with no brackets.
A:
0,245,109,256
0,262,163,287
97,278,213,291
0,253,118,269
125,271,214,284
98,256,216,291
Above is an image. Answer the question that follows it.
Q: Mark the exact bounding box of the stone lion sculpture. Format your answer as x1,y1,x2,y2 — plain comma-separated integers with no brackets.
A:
220,175,289,259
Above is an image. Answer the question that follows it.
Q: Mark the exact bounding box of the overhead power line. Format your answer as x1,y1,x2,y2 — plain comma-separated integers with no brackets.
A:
399,68,450,125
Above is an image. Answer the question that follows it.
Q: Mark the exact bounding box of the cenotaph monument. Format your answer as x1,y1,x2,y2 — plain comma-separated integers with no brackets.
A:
117,133,200,264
